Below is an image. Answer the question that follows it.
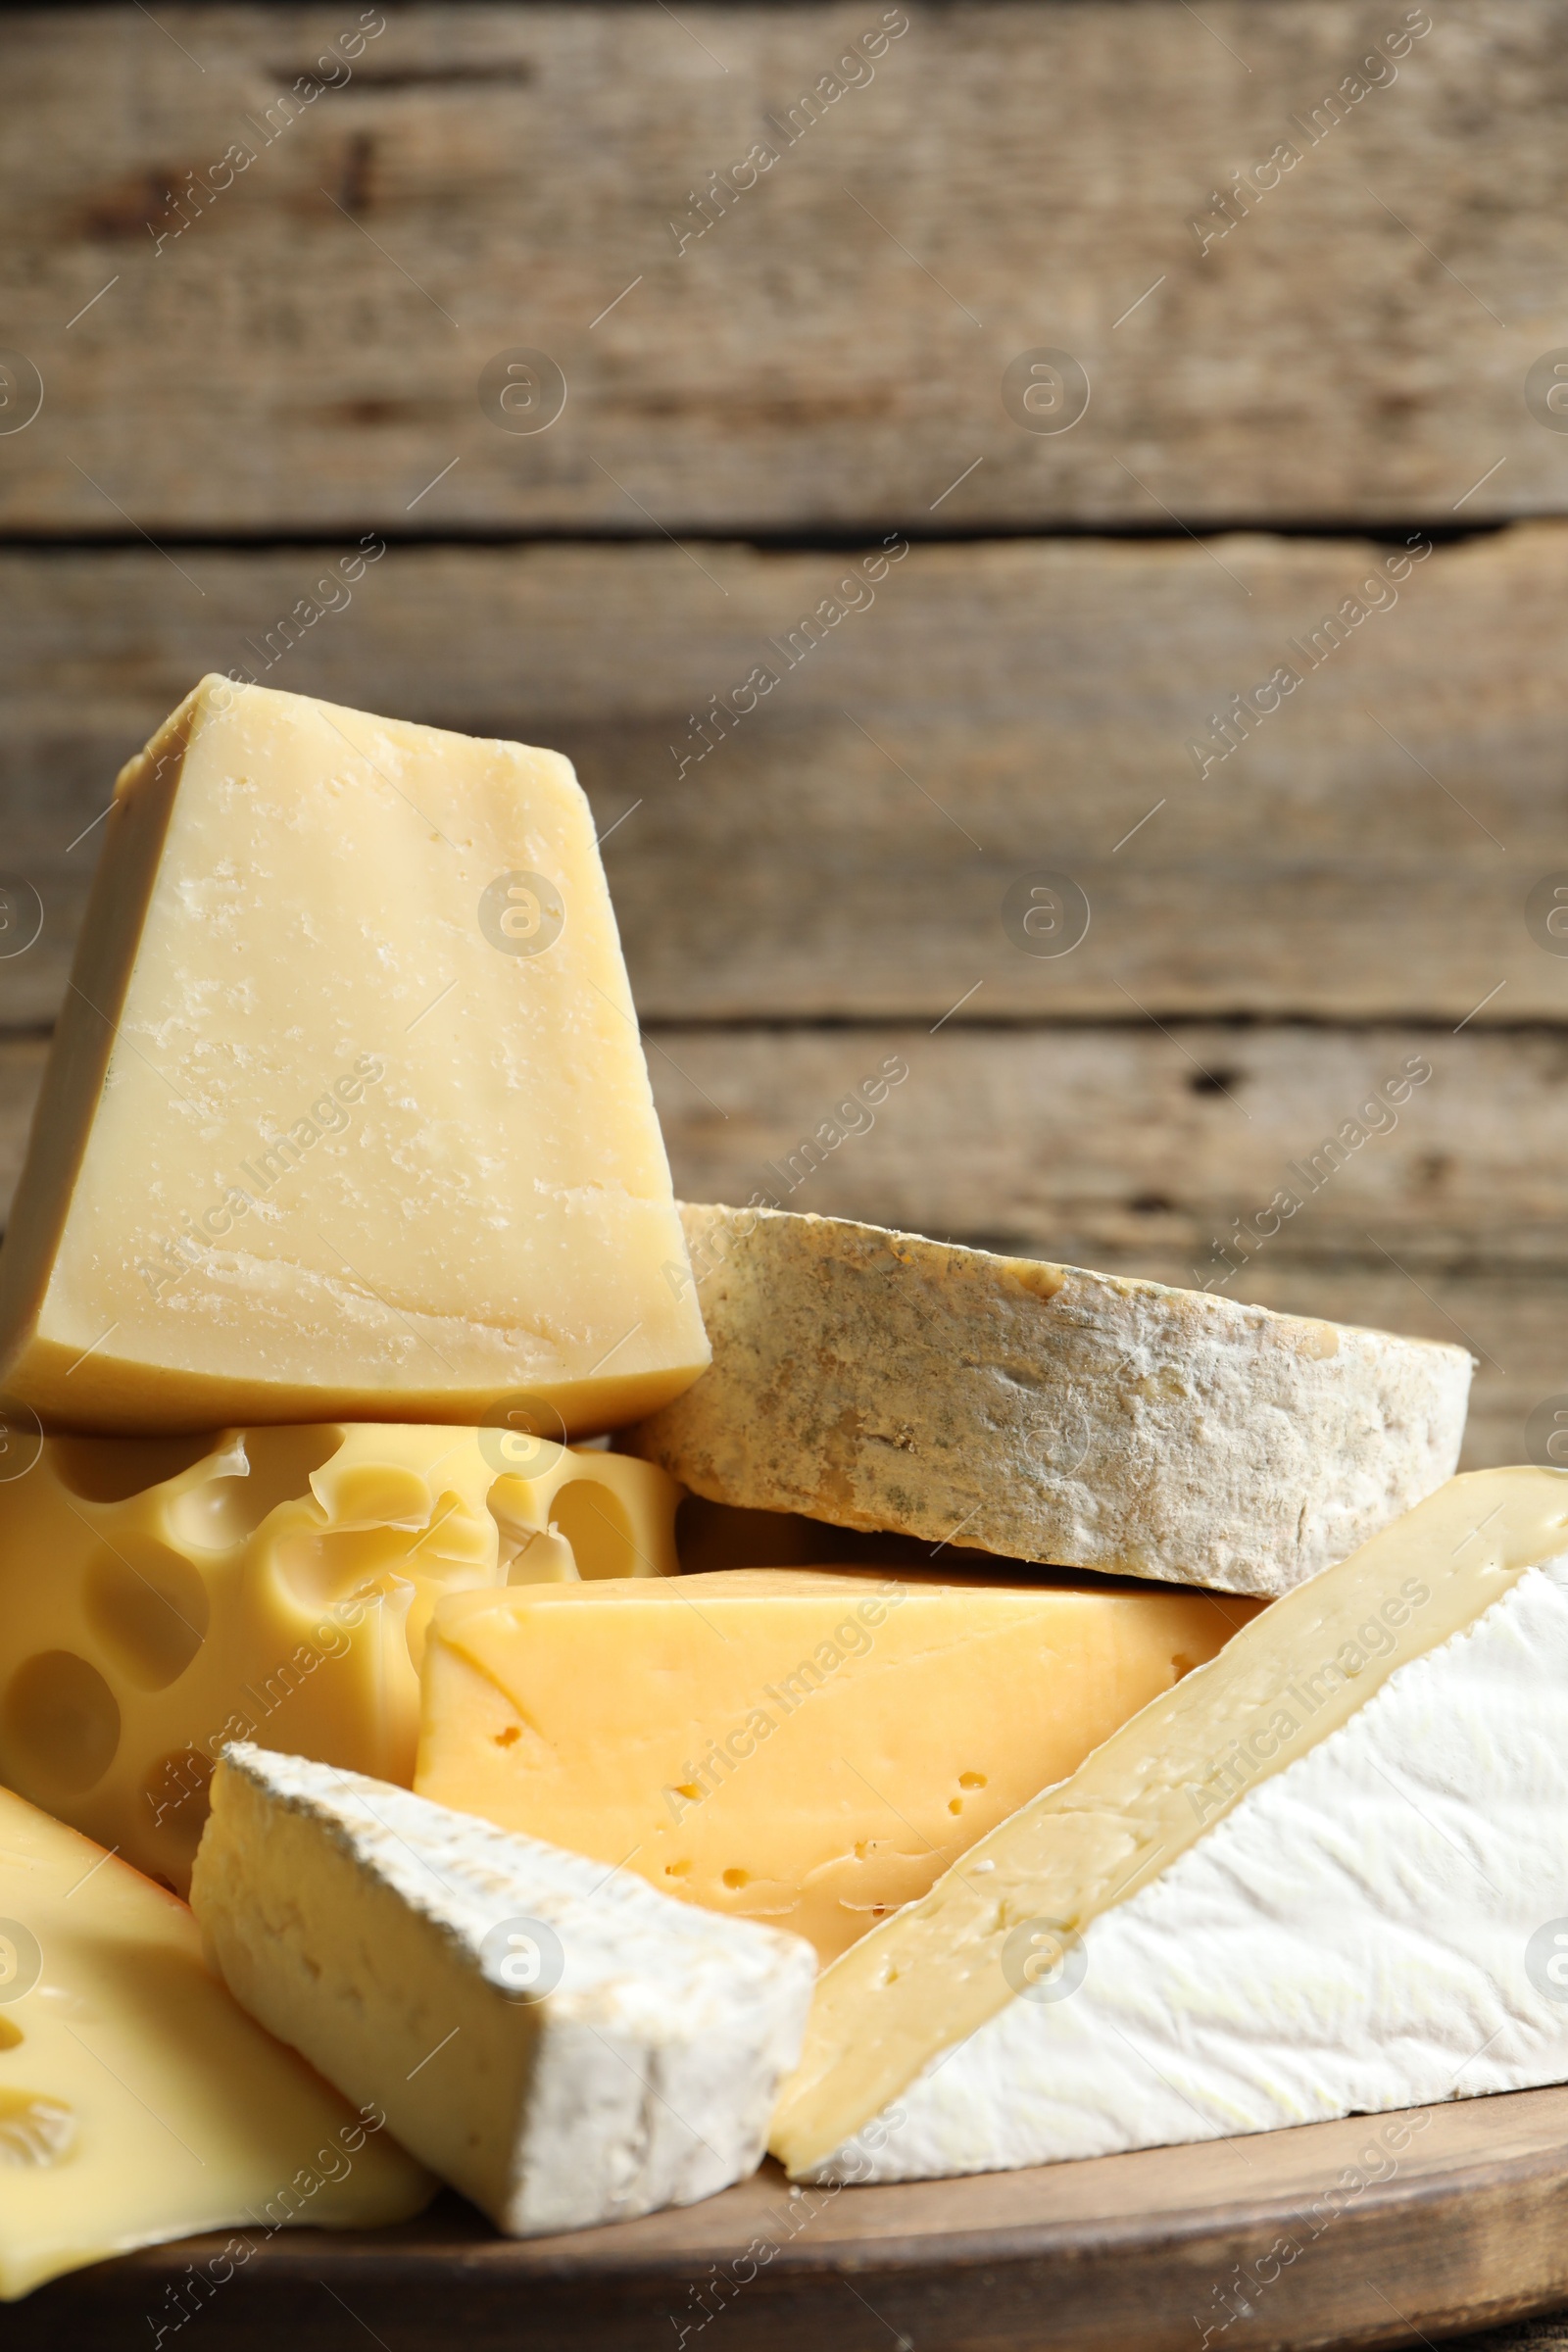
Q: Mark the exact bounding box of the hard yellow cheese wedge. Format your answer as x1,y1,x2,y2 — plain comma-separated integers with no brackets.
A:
0,675,710,1434
416,1567,1262,1961
0,1788,431,2299
0,1425,680,1891
770,1468,1568,2182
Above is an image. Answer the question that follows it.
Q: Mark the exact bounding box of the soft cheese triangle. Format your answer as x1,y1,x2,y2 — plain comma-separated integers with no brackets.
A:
627,1203,1471,1595
0,1788,431,2300
192,1745,816,2234
770,1467,1568,2182
0,676,710,1434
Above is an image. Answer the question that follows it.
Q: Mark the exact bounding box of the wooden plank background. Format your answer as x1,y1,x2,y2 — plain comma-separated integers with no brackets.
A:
4,2,1568,531
3,0,1567,1490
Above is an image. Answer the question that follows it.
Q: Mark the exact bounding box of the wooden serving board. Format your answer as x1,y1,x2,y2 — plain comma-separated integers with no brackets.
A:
17,2086,1568,2352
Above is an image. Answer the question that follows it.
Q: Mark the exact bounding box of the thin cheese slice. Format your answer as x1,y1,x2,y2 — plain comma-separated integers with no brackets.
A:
627,1203,1472,1595
770,1466,1568,2181
0,1425,680,1892
0,1788,431,2299
416,1568,1261,1960
192,1744,815,2236
0,676,710,1434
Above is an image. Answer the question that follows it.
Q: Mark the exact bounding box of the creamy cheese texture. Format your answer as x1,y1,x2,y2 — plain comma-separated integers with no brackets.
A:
0,1785,431,2299
627,1203,1473,1595
192,1745,816,2236
0,1424,680,1891
416,1568,1261,1960
0,677,710,1433
770,1467,1568,2180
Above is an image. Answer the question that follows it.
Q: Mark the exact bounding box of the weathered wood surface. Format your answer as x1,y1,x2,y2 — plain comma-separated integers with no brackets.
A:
2,1023,1562,1471
1,2,1564,532
19,2091,1568,2352
7,528,1568,1027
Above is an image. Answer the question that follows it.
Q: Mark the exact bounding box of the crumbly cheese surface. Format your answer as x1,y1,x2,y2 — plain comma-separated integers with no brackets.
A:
627,1203,1473,1596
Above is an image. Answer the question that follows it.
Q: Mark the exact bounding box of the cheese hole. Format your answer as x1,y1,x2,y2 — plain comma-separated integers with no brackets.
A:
49,1433,217,1506
1,1653,121,1792
548,1481,638,1578
172,1426,345,1548
722,1868,750,1890
959,1772,987,1788
141,1748,215,1880
274,1528,402,1608
83,1542,209,1690
0,2018,22,2051
664,1859,692,1878
0,2091,76,2169
948,1798,963,1814
494,1726,521,1749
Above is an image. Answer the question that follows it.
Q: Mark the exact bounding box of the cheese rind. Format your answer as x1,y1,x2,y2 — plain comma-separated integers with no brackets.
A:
416,1568,1260,1960
0,1425,681,1891
626,1203,1472,1596
770,1466,1568,2180
0,676,710,1434
0,1787,431,2300
192,1745,816,2235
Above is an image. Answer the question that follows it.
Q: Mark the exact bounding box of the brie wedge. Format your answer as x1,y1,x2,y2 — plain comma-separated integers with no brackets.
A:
771,1467,1568,2182
193,1744,815,2233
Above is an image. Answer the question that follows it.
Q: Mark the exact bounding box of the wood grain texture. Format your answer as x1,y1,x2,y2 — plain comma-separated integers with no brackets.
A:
6,528,1568,1028
1,2,1563,532
2,1024,1563,1471
645,1021,1568,1473
16,2089,1568,2352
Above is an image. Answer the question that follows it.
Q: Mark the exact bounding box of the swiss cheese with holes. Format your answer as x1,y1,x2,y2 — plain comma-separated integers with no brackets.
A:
0,1426,679,1890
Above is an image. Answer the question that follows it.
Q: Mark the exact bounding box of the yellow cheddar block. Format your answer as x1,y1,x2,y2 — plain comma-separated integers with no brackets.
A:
0,1425,680,1892
417,1568,1263,1962
0,676,709,1435
0,1788,431,2299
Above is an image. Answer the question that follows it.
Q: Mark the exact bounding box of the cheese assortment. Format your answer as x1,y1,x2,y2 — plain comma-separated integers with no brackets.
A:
0,676,710,1436
770,1468,1568,2180
416,1567,1262,1960
0,1784,432,2298
627,1201,1472,1596
0,678,1555,2297
0,1423,679,1891
191,1744,815,2234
